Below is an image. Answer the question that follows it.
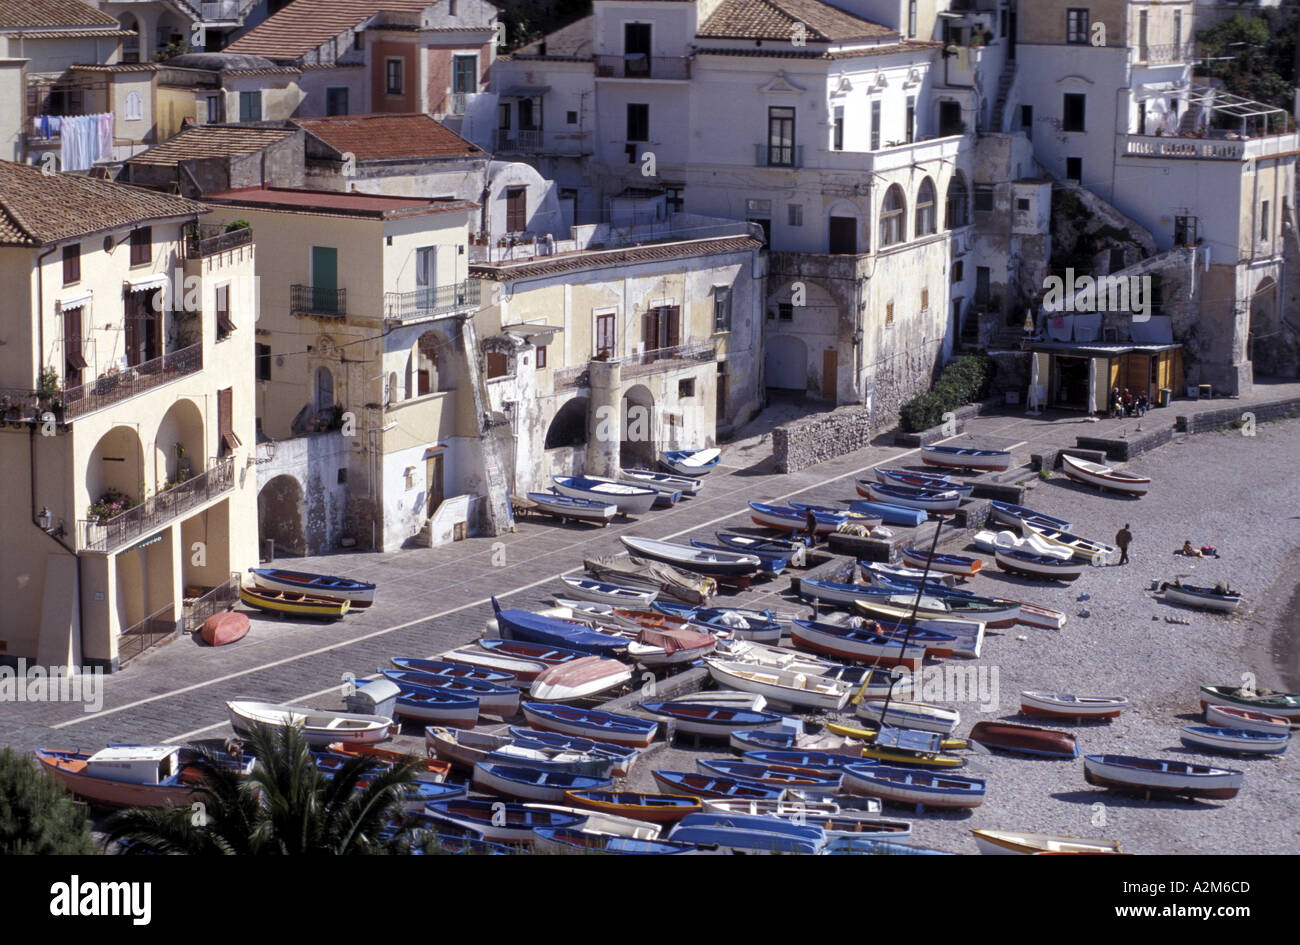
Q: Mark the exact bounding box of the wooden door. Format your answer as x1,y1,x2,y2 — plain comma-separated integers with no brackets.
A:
643,308,660,352
63,305,85,392
664,306,680,348
596,313,616,357
822,349,838,400
828,217,857,254
218,387,235,455
426,453,444,517
506,187,527,232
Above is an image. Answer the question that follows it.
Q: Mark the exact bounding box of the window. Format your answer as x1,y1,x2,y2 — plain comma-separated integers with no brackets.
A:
829,216,857,254
1261,201,1270,240
908,0,917,38
1063,93,1086,133
354,30,364,51
566,110,578,124
206,94,222,123
767,106,795,166
1138,10,1148,59
975,267,990,305
885,301,894,326
595,312,616,357
386,58,404,95
626,103,649,142
1066,157,1082,181
778,303,793,321
486,352,508,378
974,185,994,213
452,55,477,94
879,184,906,247
832,106,844,151
1066,8,1089,44
536,345,547,368
498,103,511,130
643,305,680,352
946,174,970,228
238,90,261,122
215,283,235,340
256,343,272,381
713,286,732,332
326,87,349,116
63,305,86,391
518,97,540,131
788,204,803,226
666,187,684,213
905,95,916,144
218,387,240,454
1016,198,1031,212
678,378,695,398
952,260,964,283
130,226,151,266
415,246,437,292
62,244,80,284
915,177,937,236
921,287,929,310
870,100,881,151
938,100,962,136
1021,104,1033,140
1173,10,1182,51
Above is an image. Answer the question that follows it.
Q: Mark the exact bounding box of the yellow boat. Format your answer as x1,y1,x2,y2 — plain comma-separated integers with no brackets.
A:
827,721,968,752
858,743,965,768
240,583,350,619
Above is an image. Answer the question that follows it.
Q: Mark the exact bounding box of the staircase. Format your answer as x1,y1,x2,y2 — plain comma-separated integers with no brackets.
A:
959,306,981,351
989,65,1017,132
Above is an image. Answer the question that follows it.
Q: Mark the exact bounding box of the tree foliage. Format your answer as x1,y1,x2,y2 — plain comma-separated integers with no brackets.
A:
1195,10,1299,114
0,747,96,855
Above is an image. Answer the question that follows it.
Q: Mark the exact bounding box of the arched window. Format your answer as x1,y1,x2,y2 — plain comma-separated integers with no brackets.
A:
915,177,937,236
946,172,970,229
879,184,906,247
314,366,333,415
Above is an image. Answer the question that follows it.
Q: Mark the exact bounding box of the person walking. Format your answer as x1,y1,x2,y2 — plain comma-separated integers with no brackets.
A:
1115,523,1133,565
805,506,819,546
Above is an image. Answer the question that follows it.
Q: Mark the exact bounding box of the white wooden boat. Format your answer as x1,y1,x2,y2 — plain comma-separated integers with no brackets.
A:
970,829,1122,855
620,468,703,495
989,500,1073,533
553,476,658,515
1198,686,1300,724
855,699,959,734
525,803,663,842
529,656,634,702
1160,582,1243,613
790,619,928,667
1016,602,1068,630
227,700,395,746
1061,453,1150,496
669,691,769,711
526,491,618,524
994,547,1087,581
441,646,548,686
1205,704,1290,735
558,575,658,608
1020,691,1127,720
620,535,761,576
425,727,514,769
861,562,956,588
842,765,985,809
1083,754,1243,800
703,658,853,712
972,529,1072,560
920,445,1010,471
660,448,721,476
1179,725,1288,755
471,761,613,803
1023,523,1116,565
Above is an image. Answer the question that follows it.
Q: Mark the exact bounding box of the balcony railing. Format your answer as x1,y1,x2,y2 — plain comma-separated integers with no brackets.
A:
1135,42,1194,65
117,603,178,667
291,284,346,318
200,0,243,20
184,572,241,634
755,144,804,169
618,342,717,378
1122,133,1247,161
384,280,482,322
184,224,252,258
595,55,690,80
492,129,594,156
80,454,236,554
450,92,469,115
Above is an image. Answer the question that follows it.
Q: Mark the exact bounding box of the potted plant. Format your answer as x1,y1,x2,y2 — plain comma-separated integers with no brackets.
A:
37,366,60,407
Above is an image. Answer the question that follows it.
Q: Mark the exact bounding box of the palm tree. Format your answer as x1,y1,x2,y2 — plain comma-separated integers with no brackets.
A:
104,723,427,855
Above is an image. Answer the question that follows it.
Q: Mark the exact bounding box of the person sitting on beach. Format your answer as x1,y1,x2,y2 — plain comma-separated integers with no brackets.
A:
1121,389,1134,416
1136,393,1148,417
1177,540,1203,557
1109,388,1120,419
1214,581,1229,595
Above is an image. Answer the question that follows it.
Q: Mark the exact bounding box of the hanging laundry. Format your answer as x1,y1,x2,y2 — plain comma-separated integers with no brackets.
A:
98,113,114,160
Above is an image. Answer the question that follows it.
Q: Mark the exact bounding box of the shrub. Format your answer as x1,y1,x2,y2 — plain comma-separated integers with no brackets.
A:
899,353,995,432
0,747,95,854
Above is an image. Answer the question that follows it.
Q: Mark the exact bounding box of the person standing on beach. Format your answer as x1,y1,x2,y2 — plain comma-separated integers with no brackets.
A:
805,506,818,546
1115,523,1133,565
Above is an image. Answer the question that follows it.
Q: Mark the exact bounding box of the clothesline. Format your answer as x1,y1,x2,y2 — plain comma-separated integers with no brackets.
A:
40,113,115,172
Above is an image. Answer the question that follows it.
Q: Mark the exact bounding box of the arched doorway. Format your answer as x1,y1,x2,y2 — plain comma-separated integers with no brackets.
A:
314,366,334,415
118,14,140,62
154,398,204,491
1248,277,1284,376
765,335,808,391
258,475,305,558
87,426,145,511
545,396,589,449
620,385,655,467
415,329,456,394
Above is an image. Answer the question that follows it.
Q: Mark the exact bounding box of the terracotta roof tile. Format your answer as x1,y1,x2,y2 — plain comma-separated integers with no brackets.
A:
126,125,298,167
293,113,482,161
471,236,762,281
0,0,118,29
0,160,205,246
202,185,478,220
225,0,434,60
698,0,895,42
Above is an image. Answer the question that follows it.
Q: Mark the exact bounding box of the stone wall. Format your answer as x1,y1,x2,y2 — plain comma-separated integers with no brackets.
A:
1076,427,1176,461
1177,396,1300,435
772,405,872,474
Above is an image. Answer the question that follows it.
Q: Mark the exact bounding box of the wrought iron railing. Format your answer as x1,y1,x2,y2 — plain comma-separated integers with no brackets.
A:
595,55,690,80
384,280,481,321
184,572,241,634
117,603,178,666
755,144,804,168
184,224,252,258
291,284,346,317
80,454,236,554
1135,42,1194,65
618,342,717,377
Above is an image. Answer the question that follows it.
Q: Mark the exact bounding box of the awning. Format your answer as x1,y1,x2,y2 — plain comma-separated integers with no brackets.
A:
125,274,167,292
501,86,550,98
57,291,92,311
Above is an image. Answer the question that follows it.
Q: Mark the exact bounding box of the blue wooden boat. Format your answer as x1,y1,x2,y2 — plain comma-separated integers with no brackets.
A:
871,466,974,494
864,481,962,512
525,490,618,524
478,637,590,667
668,812,826,854
741,750,878,772
490,598,629,658
377,683,479,728
379,669,520,717
660,448,722,476
314,757,466,809
847,500,928,527
520,702,659,748
472,761,614,802
690,540,787,574
714,531,812,552
248,568,376,607
697,759,843,792
842,764,987,809
651,770,783,800
552,476,658,515
824,837,954,855
749,501,878,534
789,619,929,665
640,701,784,738
507,727,640,775
1179,726,1289,756
423,798,585,844
651,601,783,643
898,546,983,577
380,813,515,854
729,728,800,752
533,827,699,855
788,502,884,529
920,444,1011,471
860,567,973,594
389,657,516,686
989,499,1073,532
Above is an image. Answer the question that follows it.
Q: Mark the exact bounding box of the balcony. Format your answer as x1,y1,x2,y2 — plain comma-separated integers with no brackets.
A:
79,454,236,554
1120,130,1299,162
755,144,804,169
595,55,690,80
383,280,481,323
618,342,716,378
493,129,592,156
291,284,346,318
1134,42,1194,65
184,224,252,258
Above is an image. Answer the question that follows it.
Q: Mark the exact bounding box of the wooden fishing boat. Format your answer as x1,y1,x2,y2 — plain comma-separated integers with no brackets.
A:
826,721,969,753
478,637,600,669
989,500,1073,533
691,540,787,574
650,770,782,801
1061,453,1150,496
898,547,982,577
652,601,783,644
553,475,658,515
850,596,1016,629
424,727,515,770
1083,754,1243,800
34,745,254,809
563,789,700,824
619,536,761,577
423,798,585,844
472,761,614,803
668,812,826,854
529,656,633,702
920,445,1011,471
660,448,721,476
639,701,784,738
325,741,451,782
863,481,963,512
558,575,658,608
247,568,375,607
788,502,883,530
860,562,956,588
858,618,972,660
715,640,897,692
490,598,630,658
1016,602,1068,630
714,532,808,567
847,499,928,527
994,547,1087,581
872,467,973,494
856,700,960,735
971,829,1122,855
508,729,639,775
790,619,926,668
585,554,717,606
748,501,875,535
968,721,1079,759
379,670,519,718
973,528,1073,560
389,657,515,687
740,750,873,773
702,799,909,840
1020,691,1128,720
1160,582,1243,613
239,583,350,619
703,659,852,712
444,646,547,685
1204,704,1290,735
1199,686,1300,725
667,691,768,711
842,764,986,809
525,491,618,525
857,739,965,769
532,827,698,855
1022,523,1115,565
696,759,843,793
634,627,717,668
1179,726,1288,756
201,611,249,646
227,700,395,746
613,477,682,507
521,702,659,748
620,467,703,495
384,685,479,728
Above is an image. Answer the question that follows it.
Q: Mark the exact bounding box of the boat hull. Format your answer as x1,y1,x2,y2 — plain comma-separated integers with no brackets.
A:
240,584,349,619
1019,691,1127,720
1061,454,1150,496
552,477,658,515
994,548,1086,581
247,568,375,606
1204,704,1290,735
920,446,1010,471
201,611,249,646
968,721,1079,759
971,829,1121,855
1162,584,1242,613
842,764,985,809
1083,755,1242,800
1179,726,1288,755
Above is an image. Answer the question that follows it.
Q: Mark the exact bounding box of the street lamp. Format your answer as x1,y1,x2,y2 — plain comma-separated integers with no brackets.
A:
37,506,65,538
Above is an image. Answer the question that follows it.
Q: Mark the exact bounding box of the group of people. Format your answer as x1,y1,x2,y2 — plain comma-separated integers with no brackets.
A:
1109,387,1148,418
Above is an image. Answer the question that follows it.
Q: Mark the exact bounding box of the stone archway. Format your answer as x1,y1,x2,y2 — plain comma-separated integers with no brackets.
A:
1248,277,1297,377
545,396,589,449
257,474,305,558
154,398,204,491
620,385,655,468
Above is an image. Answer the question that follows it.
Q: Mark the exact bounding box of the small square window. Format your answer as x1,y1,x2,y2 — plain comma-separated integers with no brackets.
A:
62,244,80,285
885,301,894,326
130,226,152,266
337,468,347,484
1017,198,1031,211
952,260,964,283
567,111,578,124
788,204,803,226
536,345,548,368
974,186,994,213
678,378,695,398
778,302,793,321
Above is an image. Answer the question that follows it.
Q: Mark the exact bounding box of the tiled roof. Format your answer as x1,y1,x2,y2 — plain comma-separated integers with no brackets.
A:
69,62,158,72
694,40,936,61
0,160,205,246
1,27,135,38
293,113,482,161
225,0,433,60
0,0,118,29
698,0,895,42
202,185,478,220
126,125,298,167
472,236,762,281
